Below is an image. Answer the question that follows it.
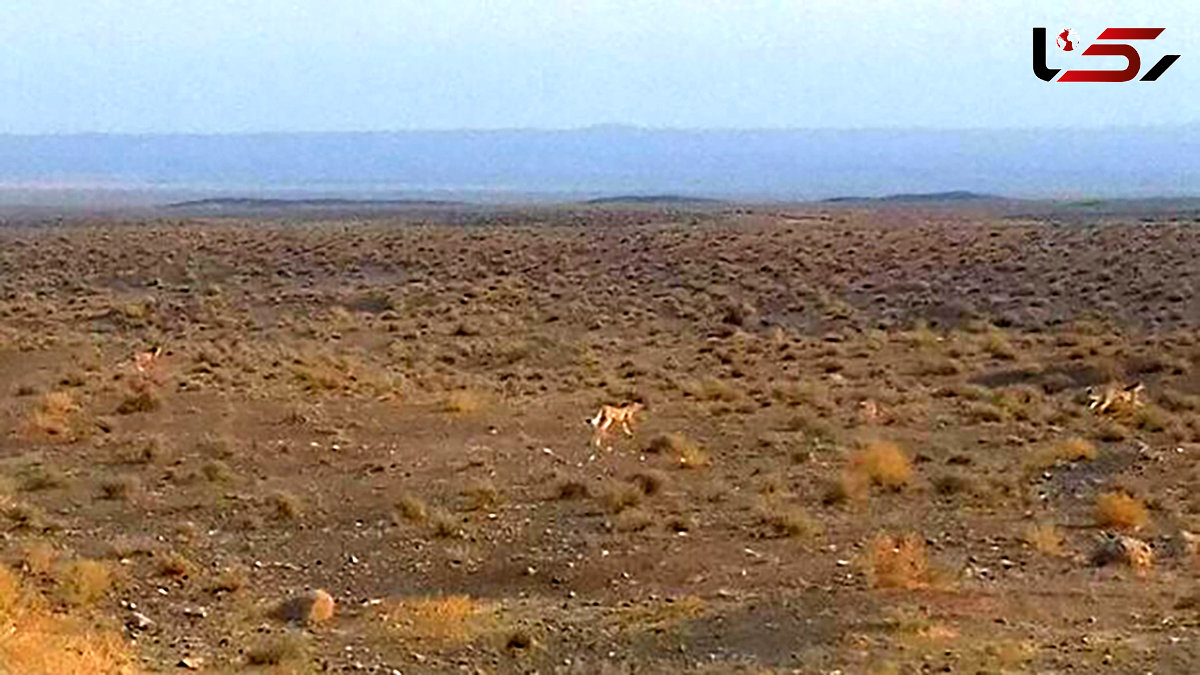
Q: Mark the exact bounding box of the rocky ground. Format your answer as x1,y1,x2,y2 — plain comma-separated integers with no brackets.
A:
2,204,1200,673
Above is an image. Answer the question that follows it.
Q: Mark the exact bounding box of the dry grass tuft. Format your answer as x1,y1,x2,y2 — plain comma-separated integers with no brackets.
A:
115,384,161,415
157,552,192,578
206,567,247,595
0,564,136,674
848,440,913,491
461,479,500,511
608,595,707,635
24,391,82,439
930,472,979,498
783,410,837,442
823,470,871,506
600,481,644,514
685,376,741,402
554,479,590,500
270,490,304,520
862,533,932,589
630,470,668,496
246,632,308,666
20,541,59,576
112,433,171,465
643,430,712,467
18,464,67,492
99,476,140,501
395,492,430,523
195,433,234,459
614,507,654,532
964,401,1005,424
201,459,235,484
442,389,485,414
646,432,685,454
1023,523,1066,556
4,502,50,531
59,559,114,606
387,594,497,645
668,434,711,469
756,472,786,496
1095,492,1149,530
982,330,1017,360
762,503,820,538
1032,437,1097,469
428,508,463,538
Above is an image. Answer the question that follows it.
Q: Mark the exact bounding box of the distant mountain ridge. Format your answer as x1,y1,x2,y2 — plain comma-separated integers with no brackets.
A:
582,194,724,204
0,126,1197,201
165,197,461,208
823,190,1002,203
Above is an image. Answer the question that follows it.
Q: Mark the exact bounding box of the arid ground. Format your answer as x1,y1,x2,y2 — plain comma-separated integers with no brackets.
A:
4,204,1200,673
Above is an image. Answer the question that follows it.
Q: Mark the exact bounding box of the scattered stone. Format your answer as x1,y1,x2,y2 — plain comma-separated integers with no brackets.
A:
178,656,203,670
127,611,155,632
183,606,208,619
272,588,336,625
1181,530,1199,558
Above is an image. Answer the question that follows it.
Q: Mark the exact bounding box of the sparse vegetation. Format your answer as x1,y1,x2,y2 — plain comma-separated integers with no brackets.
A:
554,479,590,500
116,384,161,414
1030,437,1098,469
24,391,81,438
270,490,304,520
646,432,710,468
386,595,497,645
442,389,485,413
863,533,933,589
600,480,644,514
395,492,430,523
1096,492,1149,530
99,475,140,501
201,459,235,483
246,632,308,666
20,541,59,576
59,559,114,606
18,464,67,492
157,552,192,577
461,479,500,510
630,470,668,496
615,507,654,532
848,440,913,491
931,472,977,497
823,470,870,506
0,564,135,674
982,330,1017,360
762,503,819,538
0,210,1194,671
1023,523,1066,556
428,507,462,538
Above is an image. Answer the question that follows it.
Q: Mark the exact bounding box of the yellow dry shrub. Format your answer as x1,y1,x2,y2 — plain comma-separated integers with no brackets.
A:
1095,492,1148,530
0,564,136,674
387,595,497,645
848,441,913,491
863,533,931,589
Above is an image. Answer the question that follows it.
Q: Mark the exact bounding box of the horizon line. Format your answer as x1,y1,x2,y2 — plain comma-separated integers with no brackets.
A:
1,121,1198,137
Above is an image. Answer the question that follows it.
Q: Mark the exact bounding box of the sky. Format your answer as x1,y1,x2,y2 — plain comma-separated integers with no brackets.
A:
0,0,1195,133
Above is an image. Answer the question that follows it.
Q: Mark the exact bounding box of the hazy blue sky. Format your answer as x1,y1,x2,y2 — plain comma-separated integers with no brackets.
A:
0,0,1195,133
